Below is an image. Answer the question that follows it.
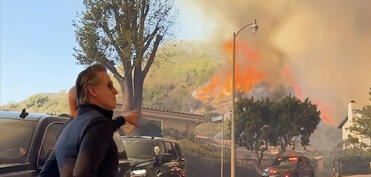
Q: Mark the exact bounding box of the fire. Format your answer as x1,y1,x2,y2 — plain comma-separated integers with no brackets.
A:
194,40,336,126
282,66,335,125
193,41,264,102
313,100,335,125
282,67,303,100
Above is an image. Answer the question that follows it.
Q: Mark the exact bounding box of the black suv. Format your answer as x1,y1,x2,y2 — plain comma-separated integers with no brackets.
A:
262,155,314,177
0,110,131,177
0,110,69,176
120,136,186,177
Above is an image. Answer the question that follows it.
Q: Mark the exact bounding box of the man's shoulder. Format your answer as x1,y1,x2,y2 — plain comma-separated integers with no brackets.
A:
79,110,112,127
77,109,109,121
65,110,111,131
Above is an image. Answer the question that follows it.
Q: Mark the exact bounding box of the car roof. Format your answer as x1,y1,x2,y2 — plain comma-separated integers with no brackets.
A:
0,110,67,121
121,136,178,143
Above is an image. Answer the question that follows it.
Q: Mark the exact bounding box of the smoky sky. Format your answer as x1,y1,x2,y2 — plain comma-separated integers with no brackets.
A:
187,0,371,125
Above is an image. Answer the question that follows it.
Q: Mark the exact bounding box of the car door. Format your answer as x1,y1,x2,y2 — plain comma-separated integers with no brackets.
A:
0,118,38,177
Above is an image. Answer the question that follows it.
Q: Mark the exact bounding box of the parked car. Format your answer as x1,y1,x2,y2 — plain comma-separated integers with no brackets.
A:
0,110,69,176
262,155,314,177
0,110,131,177
120,136,186,177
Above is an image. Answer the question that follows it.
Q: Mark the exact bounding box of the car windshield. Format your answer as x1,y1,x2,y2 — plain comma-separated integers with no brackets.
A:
122,139,154,160
271,156,299,166
0,119,37,164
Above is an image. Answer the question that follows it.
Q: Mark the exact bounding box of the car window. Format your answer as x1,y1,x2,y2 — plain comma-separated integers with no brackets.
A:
271,156,299,166
164,141,177,157
122,138,154,159
0,119,37,164
38,122,63,167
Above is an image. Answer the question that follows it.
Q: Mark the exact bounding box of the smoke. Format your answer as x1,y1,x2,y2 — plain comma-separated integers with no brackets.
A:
240,82,293,101
186,0,371,150
187,0,371,123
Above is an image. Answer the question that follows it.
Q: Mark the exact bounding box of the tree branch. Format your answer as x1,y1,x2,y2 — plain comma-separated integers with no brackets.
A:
143,34,162,76
101,19,126,61
97,54,122,80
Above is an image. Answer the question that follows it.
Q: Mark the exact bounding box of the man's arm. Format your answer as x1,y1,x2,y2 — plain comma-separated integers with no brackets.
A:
112,116,125,130
72,120,113,177
112,110,140,131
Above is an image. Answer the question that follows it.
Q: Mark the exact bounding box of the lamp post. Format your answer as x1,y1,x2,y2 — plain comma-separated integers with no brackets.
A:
221,112,224,177
231,19,258,177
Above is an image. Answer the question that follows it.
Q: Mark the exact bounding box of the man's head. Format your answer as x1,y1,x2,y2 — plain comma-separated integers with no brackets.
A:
75,63,118,110
68,87,78,118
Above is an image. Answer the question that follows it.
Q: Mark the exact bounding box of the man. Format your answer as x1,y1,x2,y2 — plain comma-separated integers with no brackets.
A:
42,64,138,177
40,85,139,177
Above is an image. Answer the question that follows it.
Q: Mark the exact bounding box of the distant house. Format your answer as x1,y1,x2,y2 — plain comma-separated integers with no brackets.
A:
337,116,349,143
114,104,205,136
338,101,371,149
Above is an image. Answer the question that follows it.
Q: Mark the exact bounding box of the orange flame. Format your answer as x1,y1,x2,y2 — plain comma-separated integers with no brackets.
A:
313,100,335,125
194,40,336,126
194,41,264,102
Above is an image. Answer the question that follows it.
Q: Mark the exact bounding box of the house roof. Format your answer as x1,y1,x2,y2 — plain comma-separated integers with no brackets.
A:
337,116,348,129
115,104,204,117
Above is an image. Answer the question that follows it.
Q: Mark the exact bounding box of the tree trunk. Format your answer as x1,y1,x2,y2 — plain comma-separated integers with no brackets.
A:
257,150,264,169
120,76,134,111
254,150,264,174
133,67,144,111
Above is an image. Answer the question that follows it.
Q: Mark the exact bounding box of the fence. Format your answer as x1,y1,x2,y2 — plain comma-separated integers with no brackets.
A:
332,157,371,176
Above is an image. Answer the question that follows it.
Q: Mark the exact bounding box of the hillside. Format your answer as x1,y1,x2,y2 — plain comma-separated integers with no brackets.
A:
1,40,219,115
1,91,69,115
141,41,219,113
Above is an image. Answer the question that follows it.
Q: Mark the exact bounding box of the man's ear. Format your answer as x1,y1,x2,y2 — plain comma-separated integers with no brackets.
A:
87,85,98,97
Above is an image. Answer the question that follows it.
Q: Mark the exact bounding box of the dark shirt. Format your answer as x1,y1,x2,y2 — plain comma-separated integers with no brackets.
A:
39,104,125,177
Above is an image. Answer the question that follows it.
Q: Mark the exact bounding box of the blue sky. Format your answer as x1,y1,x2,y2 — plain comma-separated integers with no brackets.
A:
0,0,215,105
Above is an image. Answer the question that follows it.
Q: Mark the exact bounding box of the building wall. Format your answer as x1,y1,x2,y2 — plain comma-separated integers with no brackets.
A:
114,106,203,135
141,115,198,133
342,120,351,141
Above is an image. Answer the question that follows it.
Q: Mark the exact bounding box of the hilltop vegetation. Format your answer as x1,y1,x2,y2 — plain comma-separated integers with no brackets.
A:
1,91,69,115
1,40,219,114
142,41,218,113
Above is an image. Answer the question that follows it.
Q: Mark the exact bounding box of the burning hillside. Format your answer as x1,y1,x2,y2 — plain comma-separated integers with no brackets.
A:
193,41,336,125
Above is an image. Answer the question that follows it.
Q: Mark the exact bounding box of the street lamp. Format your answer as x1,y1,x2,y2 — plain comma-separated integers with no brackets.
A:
231,19,258,177
220,112,224,177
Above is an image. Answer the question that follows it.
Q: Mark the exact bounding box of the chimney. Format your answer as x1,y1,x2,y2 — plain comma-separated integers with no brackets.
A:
348,100,356,122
